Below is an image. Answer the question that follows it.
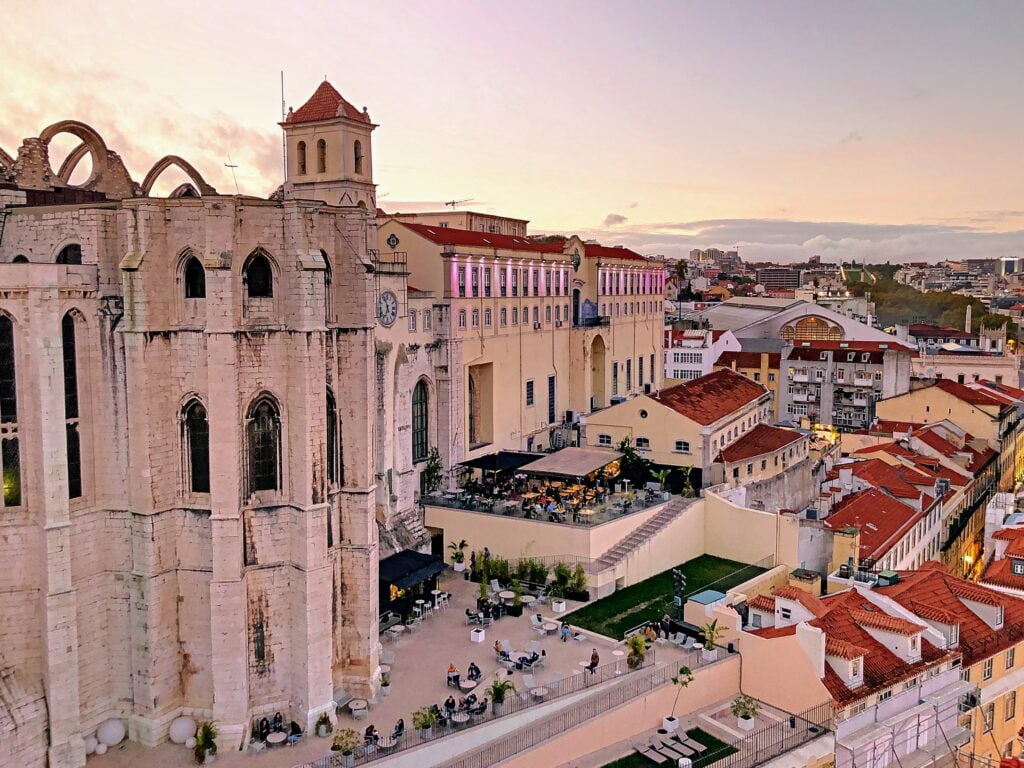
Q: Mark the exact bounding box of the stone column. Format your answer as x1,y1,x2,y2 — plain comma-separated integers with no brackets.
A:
27,286,85,768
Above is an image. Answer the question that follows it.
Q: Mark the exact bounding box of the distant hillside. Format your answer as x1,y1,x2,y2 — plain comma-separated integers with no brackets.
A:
846,276,1016,340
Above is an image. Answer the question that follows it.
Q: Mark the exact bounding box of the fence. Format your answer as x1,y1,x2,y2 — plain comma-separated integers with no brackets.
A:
292,651,656,768
702,702,833,768
436,647,738,768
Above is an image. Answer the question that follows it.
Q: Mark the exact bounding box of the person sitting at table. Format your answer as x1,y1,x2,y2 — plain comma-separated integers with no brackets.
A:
364,724,379,745
644,624,658,643
467,661,481,681
516,651,541,670
392,718,405,739
461,693,477,710
587,648,600,675
470,697,488,716
444,695,457,717
447,663,460,688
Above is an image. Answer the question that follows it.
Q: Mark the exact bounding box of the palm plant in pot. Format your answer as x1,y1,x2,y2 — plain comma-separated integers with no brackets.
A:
315,712,332,738
331,728,361,766
380,672,391,696
662,666,694,732
626,634,646,669
731,694,760,731
193,721,218,764
448,539,468,572
412,706,439,740
487,676,516,716
700,619,724,661
507,578,524,617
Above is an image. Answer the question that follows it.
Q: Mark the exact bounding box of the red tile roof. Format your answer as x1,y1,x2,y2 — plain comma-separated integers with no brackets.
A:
715,351,782,370
825,636,868,660
870,420,926,435
716,424,804,463
824,489,924,561
650,369,767,425
748,624,797,638
583,243,647,263
747,594,776,612
981,558,1024,593
932,378,1007,407
396,221,563,254
774,585,828,617
288,81,371,125
879,565,1024,666
909,323,975,339
850,608,926,636
827,458,932,501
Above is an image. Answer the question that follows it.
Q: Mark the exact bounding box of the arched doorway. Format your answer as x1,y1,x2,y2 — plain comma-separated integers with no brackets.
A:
591,335,606,410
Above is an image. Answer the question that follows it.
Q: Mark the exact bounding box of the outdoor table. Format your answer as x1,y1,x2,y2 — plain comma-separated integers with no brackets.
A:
349,699,368,714
431,589,443,607
578,660,590,668
451,712,470,726
542,622,559,635
377,736,396,749
521,595,536,606
266,732,287,747
530,687,548,699
522,492,539,500
459,678,477,691
386,625,405,641
612,649,625,657
498,590,515,602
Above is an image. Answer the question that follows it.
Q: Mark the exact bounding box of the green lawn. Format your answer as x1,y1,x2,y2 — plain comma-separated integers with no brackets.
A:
599,728,737,768
568,554,766,639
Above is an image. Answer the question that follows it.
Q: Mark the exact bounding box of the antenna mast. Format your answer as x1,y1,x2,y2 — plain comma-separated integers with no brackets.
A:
280,71,287,189
445,198,472,209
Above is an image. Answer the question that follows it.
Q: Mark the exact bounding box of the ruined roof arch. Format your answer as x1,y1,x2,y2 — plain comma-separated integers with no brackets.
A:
140,155,217,197
56,142,91,184
38,120,110,188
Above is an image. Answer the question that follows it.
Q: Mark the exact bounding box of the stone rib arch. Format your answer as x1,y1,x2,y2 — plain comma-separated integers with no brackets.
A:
140,155,217,197
56,142,91,184
38,120,110,187
0,145,13,172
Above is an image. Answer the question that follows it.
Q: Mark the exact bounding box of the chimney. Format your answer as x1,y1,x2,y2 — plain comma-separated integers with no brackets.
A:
965,305,972,334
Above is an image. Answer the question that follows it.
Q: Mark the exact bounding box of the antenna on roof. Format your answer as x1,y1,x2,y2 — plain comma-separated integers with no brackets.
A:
224,155,240,195
445,198,472,209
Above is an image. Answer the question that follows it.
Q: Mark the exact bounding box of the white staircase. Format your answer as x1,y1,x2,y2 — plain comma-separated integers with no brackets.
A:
593,496,698,572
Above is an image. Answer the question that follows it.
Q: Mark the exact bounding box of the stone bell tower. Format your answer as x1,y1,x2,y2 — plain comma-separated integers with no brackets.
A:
280,80,377,209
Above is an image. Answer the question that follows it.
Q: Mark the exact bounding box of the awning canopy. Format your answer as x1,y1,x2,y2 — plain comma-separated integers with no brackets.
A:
379,550,447,589
518,447,623,479
458,450,542,473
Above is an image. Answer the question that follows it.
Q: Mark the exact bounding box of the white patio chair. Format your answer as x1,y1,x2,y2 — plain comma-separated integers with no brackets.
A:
528,640,540,655
489,579,501,594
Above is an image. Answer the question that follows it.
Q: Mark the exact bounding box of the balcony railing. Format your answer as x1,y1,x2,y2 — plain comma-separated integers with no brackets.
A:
422,489,671,527
574,315,610,328
370,249,409,276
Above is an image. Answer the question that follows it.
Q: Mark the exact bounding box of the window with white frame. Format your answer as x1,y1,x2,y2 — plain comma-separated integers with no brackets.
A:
635,437,650,450
424,309,432,329
458,309,467,329
471,309,480,328
598,434,612,446
674,440,690,453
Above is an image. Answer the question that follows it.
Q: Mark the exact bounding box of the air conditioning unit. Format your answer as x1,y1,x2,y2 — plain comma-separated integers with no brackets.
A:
610,395,627,405
533,322,542,330
555,320,563,328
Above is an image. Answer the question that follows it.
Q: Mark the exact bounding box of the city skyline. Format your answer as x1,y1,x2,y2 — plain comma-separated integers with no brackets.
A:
2,0,1022,262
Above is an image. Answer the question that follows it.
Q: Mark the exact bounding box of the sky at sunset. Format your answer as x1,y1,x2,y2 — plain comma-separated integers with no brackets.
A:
2,0,1022,262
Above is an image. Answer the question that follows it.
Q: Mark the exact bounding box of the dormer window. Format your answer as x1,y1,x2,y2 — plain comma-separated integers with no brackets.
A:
851,657,862,679
780,607,792,621
1013,558,1024,576
910,635,919,652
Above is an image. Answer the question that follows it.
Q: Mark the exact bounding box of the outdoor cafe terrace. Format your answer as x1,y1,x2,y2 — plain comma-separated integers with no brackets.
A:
421,447,674,527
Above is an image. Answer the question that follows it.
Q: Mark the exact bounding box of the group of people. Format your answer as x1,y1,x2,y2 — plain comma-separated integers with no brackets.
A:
642,613,675,643
363,720,403,746
446,661,482,689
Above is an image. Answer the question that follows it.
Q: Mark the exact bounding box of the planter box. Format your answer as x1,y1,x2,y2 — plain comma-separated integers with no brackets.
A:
380,685,391,697
662,716,679,733
738,716,756,732
470,628,486,643
316,725,330,738
506,604,524,617
552,599,566,613
493,701,505,717
701,647,718,662
565,589,590,602
453,562,466,572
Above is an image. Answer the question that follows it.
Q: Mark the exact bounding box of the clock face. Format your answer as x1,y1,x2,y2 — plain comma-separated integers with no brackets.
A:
377,290,399,326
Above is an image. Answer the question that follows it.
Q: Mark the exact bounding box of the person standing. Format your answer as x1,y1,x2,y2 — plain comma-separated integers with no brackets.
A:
661,613,672,639
560,623,570,642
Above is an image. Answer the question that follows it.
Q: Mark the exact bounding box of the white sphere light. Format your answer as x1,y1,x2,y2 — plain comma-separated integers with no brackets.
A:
96,718,126,746
169,716,196,744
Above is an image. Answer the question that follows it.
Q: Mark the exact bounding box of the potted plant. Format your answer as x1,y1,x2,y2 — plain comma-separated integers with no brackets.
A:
653,467,671,492
567,563,590,601
507,578,524,617
449,539,468,572
700,619,724,661
193,721,218,764
380,672,391,696
412,706,438,740
422,447,444,494
663,666,694,732
487,676,516,716
626,634,646,669
315,712,332,738
477,575,490,606
330,728,361,766
731,694,760,731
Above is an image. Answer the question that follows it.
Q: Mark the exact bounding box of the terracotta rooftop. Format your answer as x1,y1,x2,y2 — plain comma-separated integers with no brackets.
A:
932,378,1007,408
869,420,926,435
879,563,1024,666
850,608,925,636
773,585,828,617
823,488,924,562
396,221,563,254
825,636,868,660
582,243,648,263
649,369,767,426
981,558,1024,594
716,424,804,463
909,323,975,339
746,594,776,612
827,458,933,501
287,81,371,125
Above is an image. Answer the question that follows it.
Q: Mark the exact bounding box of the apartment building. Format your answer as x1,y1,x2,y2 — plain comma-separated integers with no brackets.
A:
714,350,782,420
663,327,740,382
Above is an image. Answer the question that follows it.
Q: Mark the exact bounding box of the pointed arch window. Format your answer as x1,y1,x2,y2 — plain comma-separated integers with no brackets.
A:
326,388,342,486
183,400,210,493
316,139,327,174
412,380,428,463
322,251,334,322
297,141,307,175
62,313,82,499
354,140,363,175
56,244,82,265
247,397,281,493
0,315,21,506
184,255,206,298
243,251,274,298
